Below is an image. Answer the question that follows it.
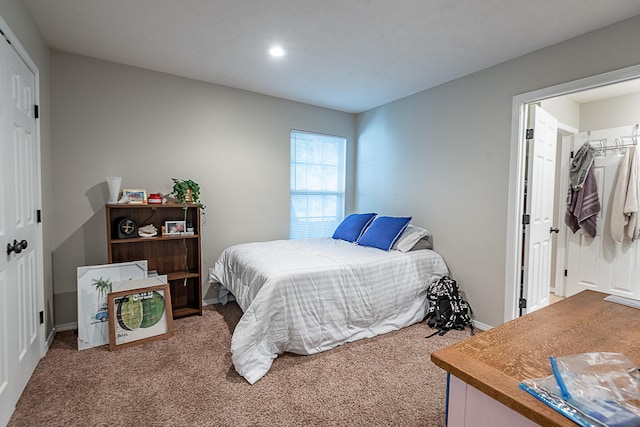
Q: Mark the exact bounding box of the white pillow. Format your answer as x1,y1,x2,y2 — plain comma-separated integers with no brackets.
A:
409,236,433,251
392,225,432,252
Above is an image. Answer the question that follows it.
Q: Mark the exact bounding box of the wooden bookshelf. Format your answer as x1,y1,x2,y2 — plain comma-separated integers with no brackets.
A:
106,203,202,318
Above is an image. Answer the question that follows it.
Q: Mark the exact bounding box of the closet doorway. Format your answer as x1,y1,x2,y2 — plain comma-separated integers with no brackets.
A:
564,125,640,298
505,64,640,322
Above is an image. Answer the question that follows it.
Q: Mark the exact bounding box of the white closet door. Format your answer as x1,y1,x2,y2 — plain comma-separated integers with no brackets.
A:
0,32,42,426
566,125,640,298
522,105,557,313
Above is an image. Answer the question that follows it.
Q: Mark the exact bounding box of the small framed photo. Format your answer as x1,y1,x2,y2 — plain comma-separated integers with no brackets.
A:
108,283,173,351
124,189,147,204
165,220,186,235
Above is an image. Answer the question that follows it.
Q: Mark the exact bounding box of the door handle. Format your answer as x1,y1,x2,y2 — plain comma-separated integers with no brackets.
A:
6,239,28,255
550,227,560,234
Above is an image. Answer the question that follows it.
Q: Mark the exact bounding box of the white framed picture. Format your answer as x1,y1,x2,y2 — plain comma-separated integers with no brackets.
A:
76,260,148,350
164,220,186,235
123,188,147,204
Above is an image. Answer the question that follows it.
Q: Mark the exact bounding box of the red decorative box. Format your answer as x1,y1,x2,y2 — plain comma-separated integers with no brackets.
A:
148,193,163,204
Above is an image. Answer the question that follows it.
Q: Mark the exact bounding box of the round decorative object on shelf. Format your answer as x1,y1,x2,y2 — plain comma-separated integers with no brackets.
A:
114,217,139,239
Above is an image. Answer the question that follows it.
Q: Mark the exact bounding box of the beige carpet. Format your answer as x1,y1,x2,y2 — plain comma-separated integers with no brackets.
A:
8,302,472,426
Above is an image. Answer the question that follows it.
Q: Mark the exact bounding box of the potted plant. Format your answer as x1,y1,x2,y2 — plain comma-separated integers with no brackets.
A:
170,179,205,288
171,178,205,210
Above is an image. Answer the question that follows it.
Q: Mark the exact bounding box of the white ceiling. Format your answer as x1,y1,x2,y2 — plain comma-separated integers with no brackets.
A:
564,79,640,104
24,0,640,113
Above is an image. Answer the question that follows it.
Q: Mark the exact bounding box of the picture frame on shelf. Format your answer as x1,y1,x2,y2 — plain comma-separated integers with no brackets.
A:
108,283,174,351
124,188,147,204
164,220,185,235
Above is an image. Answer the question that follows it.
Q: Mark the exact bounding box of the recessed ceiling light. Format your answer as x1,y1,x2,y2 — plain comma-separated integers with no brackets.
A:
269,45,286,58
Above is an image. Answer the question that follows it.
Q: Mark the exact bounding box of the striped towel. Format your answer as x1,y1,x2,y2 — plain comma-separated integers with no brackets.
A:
565,164,600,238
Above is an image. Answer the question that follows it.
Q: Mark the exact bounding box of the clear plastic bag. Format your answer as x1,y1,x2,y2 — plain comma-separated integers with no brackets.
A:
520,352,640,427
554,352,640,405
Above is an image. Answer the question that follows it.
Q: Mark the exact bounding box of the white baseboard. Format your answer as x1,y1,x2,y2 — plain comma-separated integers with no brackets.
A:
45,328,56,348
202,298,219,306
55,322,77,332
472,319,492,331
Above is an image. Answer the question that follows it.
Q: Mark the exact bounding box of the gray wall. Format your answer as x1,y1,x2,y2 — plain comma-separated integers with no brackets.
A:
0,0,54,337
356,15,640,328
580,92,640,131
50,52,356,325
540,96,580,130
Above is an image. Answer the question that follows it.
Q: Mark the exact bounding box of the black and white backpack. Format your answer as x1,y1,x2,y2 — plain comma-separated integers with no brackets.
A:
425,275,474,338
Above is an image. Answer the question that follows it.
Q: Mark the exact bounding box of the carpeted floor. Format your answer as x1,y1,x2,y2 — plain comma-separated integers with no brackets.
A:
8,302,472,426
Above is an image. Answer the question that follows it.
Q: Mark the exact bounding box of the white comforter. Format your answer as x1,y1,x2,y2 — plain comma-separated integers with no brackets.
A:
209,238,449,384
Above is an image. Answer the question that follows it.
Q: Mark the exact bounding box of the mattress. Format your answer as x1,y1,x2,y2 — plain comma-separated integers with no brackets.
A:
209,237,449,384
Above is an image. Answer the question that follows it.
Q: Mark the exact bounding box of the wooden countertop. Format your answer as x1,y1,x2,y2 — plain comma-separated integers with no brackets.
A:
431,290,640,426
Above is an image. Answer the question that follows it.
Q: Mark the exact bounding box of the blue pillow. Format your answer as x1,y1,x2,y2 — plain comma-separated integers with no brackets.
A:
357,216,412,251
332,213,377,242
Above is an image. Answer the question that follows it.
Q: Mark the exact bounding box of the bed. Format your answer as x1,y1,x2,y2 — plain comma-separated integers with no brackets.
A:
209,214,449,384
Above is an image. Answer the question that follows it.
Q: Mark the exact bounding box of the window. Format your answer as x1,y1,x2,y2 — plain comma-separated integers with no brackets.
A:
290,130,346,239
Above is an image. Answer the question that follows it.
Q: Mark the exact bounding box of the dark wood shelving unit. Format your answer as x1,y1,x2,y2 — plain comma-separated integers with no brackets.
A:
106,203,203,318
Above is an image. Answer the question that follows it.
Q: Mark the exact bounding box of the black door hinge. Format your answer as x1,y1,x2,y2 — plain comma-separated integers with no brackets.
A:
34,105,39,119
564,269,568,277
522,214,530,225
570,150,574,159
39,311,44,324
526,129,534,139
37,209,42,223
519,298,527,309
0,29,11,45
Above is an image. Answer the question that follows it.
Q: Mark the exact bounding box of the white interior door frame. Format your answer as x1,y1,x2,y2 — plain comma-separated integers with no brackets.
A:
552,124,578,298
505,63,640,322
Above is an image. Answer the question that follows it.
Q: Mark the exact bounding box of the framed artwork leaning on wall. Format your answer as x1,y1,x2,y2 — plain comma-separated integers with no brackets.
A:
108,283,174,351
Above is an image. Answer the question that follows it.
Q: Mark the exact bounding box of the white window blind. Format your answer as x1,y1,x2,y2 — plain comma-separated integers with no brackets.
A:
290,130,346,239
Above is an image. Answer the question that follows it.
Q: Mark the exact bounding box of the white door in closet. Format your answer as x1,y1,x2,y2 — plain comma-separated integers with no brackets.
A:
566,125,640,299
522,105,557,313
0,30,43,426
